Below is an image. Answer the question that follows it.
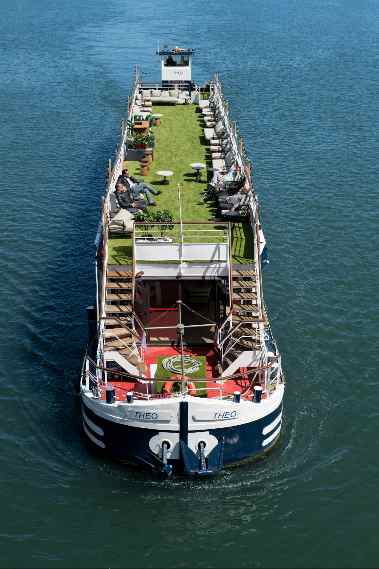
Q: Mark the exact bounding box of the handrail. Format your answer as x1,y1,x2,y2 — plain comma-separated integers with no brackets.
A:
218,318,256,352
254,217,265,325
110,333,140,360
132,226,136,307
97,359,278,384
83,351,282,401
223,331,260,359
217,312,233,337
134,221,229,226
227,222,233,314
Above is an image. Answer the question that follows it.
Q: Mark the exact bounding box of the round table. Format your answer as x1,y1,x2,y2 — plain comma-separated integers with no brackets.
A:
156,170,173,184
190,162,206,182
151,113,163,126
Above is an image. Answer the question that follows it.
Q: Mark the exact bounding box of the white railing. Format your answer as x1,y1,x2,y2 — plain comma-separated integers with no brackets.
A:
82,360,280,402
210,75,244,171
82,355,102,397
134,222,230,266
216,313,233,352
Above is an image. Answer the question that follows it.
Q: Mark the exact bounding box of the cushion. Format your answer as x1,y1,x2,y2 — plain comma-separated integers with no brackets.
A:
204,128,215,140
109,208,134,233
212,158,226,171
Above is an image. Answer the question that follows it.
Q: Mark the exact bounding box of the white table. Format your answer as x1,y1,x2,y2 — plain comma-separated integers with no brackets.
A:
190,162,206,182
156,170,173,184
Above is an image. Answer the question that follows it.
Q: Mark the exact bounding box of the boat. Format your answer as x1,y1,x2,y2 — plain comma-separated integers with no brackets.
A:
80,46,285,476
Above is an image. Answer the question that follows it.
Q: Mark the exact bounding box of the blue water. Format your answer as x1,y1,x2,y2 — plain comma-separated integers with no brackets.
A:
0,0,378,567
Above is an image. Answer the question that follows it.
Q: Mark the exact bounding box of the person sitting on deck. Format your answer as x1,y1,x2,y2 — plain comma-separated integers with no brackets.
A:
115,182,147,213
218,184,251,211
117,169,160,206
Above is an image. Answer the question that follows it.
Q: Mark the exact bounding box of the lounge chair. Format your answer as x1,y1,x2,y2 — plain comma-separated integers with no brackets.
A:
204,119,225,142
109,192,120,216
199,99,210,109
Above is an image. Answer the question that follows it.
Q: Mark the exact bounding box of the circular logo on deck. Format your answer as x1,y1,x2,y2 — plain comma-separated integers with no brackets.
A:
162,355,200,375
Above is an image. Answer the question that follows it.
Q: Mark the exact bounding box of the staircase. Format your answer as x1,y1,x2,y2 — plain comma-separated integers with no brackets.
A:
103,269,141,368
231,268,260,324
221,266,262,373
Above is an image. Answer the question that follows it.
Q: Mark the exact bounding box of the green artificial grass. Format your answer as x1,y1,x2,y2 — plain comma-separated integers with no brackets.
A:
126,104,215,222
107,236,133,265
155,354,207,397
114,104,254,265
231,222,254,264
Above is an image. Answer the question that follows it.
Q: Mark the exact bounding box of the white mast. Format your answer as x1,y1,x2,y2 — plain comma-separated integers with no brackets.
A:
177,184,184,277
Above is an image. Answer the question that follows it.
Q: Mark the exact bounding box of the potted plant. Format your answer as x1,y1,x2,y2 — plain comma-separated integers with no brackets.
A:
134,210,154,238
153,209,174,238
132,131,150,149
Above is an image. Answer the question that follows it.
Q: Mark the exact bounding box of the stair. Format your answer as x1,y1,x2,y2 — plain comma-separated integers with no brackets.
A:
107,270,133,279
104,316,133,328
231,268,259,322
103,328,134,339
232,269,256,278
106,281,133,290
106,292,133,301
232,292,257,302
103,268,141,365
104,337,135,349
220,266,262,374
105,304,132,314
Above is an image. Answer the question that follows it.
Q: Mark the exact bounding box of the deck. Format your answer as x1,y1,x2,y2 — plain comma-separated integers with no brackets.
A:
102,345,255,401
107,103,254,265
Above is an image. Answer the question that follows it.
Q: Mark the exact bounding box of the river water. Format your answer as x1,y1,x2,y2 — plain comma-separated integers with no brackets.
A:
0,0,378,567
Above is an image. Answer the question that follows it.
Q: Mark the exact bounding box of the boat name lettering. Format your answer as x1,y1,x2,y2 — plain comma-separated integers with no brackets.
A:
214,410,238,420
127,411,158,421
192,411,240,422
126,410,172,422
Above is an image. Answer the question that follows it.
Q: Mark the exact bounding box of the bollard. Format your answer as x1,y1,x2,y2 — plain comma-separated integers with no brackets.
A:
105,384,115,404
253,386,263,403
126,391,134,404
233,390,241,403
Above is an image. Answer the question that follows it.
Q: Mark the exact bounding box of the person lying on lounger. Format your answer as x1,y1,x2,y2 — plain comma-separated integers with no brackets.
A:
115,182,147,213
117,169,160,206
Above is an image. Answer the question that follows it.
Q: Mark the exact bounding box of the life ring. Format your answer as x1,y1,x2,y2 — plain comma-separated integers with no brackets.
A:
162,377,197,396
162,380,176,394
163,375,181,395
186,381,197,396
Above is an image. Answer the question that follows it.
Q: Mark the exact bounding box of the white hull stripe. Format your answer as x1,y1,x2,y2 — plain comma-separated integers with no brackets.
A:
262,412,282,436
83,421,106,448
83,409,104,436
262,424,281,447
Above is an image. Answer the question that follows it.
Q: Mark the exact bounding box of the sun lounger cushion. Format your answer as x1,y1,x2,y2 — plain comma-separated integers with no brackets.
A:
212,158,226,171
109,209,134,233
215,122,225,136
109,192,120,215
204,128,215,140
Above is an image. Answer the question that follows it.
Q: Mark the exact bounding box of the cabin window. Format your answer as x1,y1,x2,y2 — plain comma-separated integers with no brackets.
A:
165,54,189,67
